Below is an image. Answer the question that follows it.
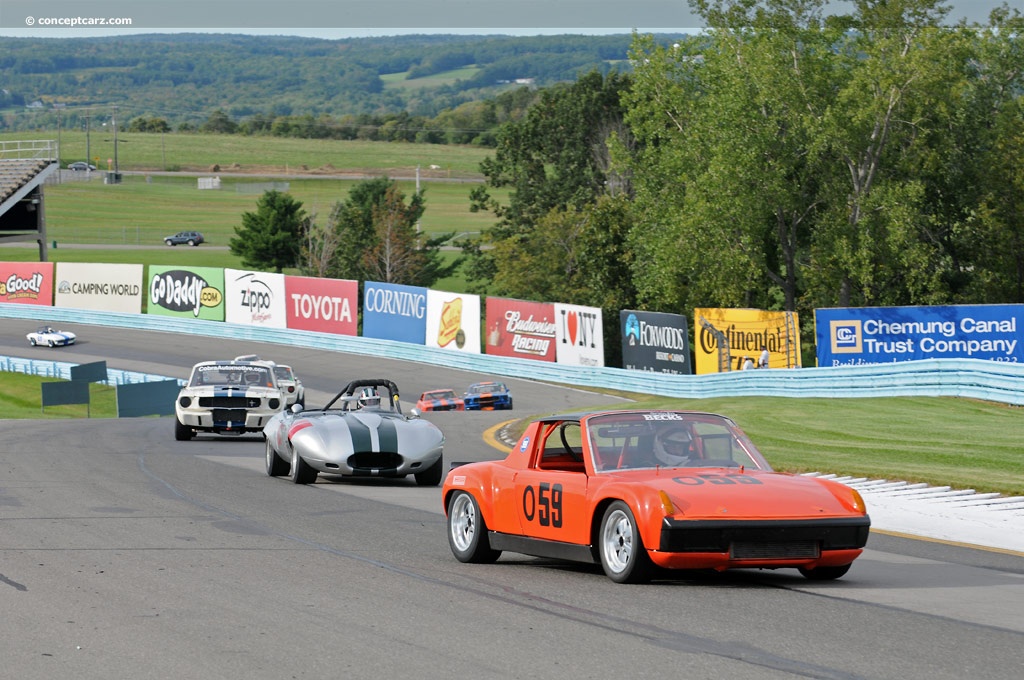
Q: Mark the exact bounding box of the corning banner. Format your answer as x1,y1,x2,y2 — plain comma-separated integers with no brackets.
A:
693,308,800,374
224,268,286,328
425,289,481,353
362,281,427,344
54,262,143,313
554,303,605,367
0,261,53,306
147,266,225,320
815,305,1024,366
620,310,692,374
284,275,358,335
484,297,556,362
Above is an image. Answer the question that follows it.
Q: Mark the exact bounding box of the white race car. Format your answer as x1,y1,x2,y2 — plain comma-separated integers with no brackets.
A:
234,354,304,408
174,360,285,440
27,325,76,347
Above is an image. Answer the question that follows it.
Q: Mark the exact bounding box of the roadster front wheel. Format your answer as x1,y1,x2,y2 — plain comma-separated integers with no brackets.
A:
598,501,652,584
414,456,444,486
289,447,317,485
447,491,500,563
265,439,288,477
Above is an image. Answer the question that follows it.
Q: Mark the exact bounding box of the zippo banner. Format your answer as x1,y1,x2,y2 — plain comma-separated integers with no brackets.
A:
0,261,54,306
620,310,692,375
362,281,427,344
147,266,225,320
554,302,605,367
54,262,143,313
815,304,1024,366
693,308,799,374
425,289,481,353
284,275,358,335
224,268,287,328
484,297,556,362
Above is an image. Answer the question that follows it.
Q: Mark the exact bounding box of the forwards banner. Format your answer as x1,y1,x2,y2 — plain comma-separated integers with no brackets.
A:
425,290,481,353
694,308,800,374
484,297,556,362
815,305,1024,366
224,268,287,328
620,310,692,374
0,261,53,306
284,275,358,335
147,266,225,320
362,281,427,344
54,262,143,313
554,303,604,367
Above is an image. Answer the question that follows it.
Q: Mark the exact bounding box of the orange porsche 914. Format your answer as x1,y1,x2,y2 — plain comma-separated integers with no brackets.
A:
442,410,870,583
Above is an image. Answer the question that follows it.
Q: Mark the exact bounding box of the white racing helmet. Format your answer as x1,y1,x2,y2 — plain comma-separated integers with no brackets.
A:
654,426,693,467
358,386,381,408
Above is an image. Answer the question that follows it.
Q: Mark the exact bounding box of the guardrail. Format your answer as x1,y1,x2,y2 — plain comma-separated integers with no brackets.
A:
0,354,185,386
3,303,1024,405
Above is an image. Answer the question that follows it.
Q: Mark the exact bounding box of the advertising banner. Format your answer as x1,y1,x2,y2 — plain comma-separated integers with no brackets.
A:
620,310,692,374
284,275,358,335
0,261,53,306
554,303,604,367
815,305,1024,366
693,308,800,374
484,297,556,362
54,262,143,313
425,289,481,353
224,268,287,328
362,281,427,344
147,266,225,320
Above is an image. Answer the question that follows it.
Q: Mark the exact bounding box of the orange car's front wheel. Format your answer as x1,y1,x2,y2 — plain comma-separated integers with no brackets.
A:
447,491,501,564
599,502,653,584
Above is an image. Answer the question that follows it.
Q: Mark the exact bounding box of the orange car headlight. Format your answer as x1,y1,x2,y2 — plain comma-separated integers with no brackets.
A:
659,490,678,516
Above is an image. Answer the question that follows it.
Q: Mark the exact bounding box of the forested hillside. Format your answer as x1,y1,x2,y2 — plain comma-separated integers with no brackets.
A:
0,33,678,132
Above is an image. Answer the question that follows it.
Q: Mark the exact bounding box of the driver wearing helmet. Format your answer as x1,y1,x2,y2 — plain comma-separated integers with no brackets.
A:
653,426,695,467
357,386,381,409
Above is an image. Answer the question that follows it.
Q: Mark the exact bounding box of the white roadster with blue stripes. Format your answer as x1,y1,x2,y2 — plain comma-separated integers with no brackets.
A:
174,360,285,440
27,325,76,347
263,378,446,486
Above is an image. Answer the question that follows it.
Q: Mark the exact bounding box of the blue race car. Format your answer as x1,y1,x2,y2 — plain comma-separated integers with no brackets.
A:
463,381,513,411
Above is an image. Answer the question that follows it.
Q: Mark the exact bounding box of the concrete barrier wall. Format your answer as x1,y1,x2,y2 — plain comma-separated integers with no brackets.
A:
3,303,1023,405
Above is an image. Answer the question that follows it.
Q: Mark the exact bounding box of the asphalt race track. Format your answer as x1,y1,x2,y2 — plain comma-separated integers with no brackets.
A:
1,324,1022,680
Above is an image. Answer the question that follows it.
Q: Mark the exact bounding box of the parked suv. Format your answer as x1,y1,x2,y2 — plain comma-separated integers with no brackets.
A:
164,231,204,246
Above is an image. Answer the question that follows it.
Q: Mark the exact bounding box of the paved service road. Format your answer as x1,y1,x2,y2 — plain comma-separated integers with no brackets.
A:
1,325,1022,680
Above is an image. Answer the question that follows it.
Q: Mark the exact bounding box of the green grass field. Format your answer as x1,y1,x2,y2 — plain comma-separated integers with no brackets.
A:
3,370,1021,496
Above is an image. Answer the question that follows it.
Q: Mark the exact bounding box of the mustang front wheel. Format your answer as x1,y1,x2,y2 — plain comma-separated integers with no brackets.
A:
174,418,193,441
447,491,500,563
265,439,288,477
599,501,652,584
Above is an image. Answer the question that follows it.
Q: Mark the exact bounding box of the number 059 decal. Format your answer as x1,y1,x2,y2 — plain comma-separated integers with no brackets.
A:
522,483,563,528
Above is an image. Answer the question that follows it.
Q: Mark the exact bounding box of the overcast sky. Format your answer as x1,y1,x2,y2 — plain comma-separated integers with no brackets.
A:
0,1,1011,38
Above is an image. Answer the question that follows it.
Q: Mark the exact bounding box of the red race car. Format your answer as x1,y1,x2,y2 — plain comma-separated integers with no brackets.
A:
443,410,870,583
415,388,466,412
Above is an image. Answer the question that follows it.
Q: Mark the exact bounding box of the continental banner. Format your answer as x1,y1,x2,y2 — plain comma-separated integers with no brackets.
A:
815,304,1024,366
620,310,692,374
694,308,800,374
425,289,481,353
147,266,225,320
0,261,54,306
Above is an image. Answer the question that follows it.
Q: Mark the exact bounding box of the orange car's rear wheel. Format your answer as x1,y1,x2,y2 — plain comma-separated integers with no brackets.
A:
447,491,500,563
599,501,652,584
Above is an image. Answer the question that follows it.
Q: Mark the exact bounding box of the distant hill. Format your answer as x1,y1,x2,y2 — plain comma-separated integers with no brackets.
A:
0,33,683,131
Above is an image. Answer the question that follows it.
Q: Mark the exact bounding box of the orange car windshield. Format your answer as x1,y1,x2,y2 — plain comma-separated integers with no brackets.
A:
585,412,772,472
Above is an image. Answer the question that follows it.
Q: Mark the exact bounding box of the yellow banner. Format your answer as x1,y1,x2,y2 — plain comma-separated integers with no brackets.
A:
693,308,801,374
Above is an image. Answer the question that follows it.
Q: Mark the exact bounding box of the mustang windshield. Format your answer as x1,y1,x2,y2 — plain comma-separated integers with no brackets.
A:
190,364,274,388
585,412,771,472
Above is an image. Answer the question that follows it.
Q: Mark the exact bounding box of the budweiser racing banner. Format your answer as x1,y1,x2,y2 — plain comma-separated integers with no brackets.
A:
284,275,358,336
224,268,287,328
554,303,604,367
815,304,1024,366
484,297,556,362
693,308,800,374
0,261,54,306
147,266,225,321
425,289,481,353
620,310,692,374
54,262,143,313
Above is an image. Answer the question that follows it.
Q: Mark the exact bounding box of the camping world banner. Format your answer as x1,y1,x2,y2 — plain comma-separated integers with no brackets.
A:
815,304,1024,366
